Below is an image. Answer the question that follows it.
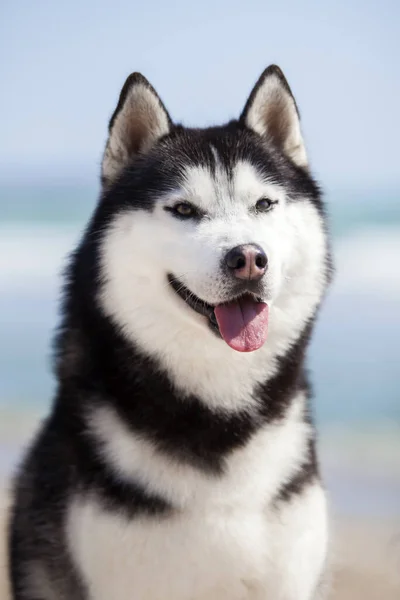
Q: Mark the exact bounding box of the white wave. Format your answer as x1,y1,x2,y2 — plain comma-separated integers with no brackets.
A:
0,224,80,291
333,227,400,298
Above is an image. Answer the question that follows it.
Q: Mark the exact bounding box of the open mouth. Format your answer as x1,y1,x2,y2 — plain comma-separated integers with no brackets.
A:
168,274,269,353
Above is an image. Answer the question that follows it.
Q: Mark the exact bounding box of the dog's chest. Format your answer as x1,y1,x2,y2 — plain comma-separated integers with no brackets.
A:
67,480,329,600
68,498,275,600
67,413,311,600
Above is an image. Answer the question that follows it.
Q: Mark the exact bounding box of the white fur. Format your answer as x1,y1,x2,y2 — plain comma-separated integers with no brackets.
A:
67,478,327,600
265,483,329,599
99,160,328,410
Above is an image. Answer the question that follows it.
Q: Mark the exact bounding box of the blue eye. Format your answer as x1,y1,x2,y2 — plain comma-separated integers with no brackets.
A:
255,198,277,213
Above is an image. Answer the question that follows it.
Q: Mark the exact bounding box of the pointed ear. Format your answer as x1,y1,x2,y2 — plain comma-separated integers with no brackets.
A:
102,73,172,186
240,65,308,168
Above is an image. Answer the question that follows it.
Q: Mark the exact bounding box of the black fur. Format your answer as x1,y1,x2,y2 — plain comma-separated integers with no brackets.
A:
274,437,319,505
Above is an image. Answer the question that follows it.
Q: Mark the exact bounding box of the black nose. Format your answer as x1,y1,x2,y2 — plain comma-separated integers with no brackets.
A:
224,244,268,281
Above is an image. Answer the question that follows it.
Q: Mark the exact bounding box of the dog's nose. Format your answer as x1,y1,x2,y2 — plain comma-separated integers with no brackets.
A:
224,244,268,281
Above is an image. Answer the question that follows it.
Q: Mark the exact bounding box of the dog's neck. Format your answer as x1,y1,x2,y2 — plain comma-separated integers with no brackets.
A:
56,307,313,475
59,292,314,408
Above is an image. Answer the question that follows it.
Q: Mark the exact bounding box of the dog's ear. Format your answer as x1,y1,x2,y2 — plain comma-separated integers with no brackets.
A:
240,65,307,168
102,73,172,186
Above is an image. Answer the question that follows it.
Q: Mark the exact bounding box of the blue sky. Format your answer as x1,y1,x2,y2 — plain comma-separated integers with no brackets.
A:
1,0,399,188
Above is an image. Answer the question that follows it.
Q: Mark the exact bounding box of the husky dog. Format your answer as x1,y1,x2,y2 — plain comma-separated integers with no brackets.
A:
8,65,332,600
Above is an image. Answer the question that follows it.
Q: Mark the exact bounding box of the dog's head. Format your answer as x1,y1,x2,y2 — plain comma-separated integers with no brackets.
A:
94,67,330,357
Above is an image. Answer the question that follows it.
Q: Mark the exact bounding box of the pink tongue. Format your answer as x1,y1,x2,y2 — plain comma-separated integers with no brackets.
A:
214,297,269,352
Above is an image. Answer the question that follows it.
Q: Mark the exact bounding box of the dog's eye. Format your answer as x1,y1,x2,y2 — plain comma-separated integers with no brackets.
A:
175,202,194,217
255,198,277,213
166,202,198,219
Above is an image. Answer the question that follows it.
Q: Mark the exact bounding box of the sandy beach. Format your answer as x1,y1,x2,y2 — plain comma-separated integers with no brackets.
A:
1,487,399,600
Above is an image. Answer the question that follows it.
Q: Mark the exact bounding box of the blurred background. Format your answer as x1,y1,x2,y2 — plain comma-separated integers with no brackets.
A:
1,1,399,597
